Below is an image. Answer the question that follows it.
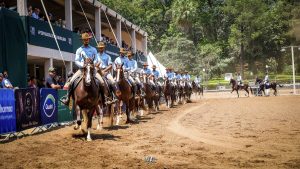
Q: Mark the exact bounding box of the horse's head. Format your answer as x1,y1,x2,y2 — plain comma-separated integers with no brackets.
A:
115,63,124,82
229,78,235,85
255,77,261,84
83,57,95,86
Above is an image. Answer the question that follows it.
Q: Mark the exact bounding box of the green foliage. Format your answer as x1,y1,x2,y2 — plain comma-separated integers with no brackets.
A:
99,0,299,78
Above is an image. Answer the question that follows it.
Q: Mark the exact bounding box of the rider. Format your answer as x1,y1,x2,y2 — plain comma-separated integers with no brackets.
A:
125,51,139,98
96,42,118,104
151,65,161,95
264,72,269,85
194,75,201,87
183,71,192,88
114,48,129,68
61,33,105,105
236,72,243,86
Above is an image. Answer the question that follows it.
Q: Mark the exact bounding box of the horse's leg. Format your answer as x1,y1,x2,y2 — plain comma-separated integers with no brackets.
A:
86,109,94,141
116,102,121,126
74,105,81,130
273,86,277,96
245,88,249,97
236,90,239,98
96,105,103,130
81,109,88,134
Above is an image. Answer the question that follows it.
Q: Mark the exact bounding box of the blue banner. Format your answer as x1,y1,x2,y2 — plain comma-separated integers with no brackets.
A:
0,89,16,134
40,89,58,125
15,88,40,131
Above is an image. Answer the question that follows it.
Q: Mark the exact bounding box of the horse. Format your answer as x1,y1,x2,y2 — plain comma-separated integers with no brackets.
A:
229,78,253,98
95,73,121,130
115,64,136,124
142,74,159,112
73,59,101,141
192,81,203,97
255,77,283,96
163,78,175,108
176,80,184,104
182,80,192,103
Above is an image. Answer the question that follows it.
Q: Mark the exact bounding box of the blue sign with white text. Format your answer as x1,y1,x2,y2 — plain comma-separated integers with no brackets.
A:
0,89,16,134
40,89,58,125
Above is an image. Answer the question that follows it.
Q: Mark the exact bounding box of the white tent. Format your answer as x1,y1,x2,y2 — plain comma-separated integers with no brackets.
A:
147,52,167,77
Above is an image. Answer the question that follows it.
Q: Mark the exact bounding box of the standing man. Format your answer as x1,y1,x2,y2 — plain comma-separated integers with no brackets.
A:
45,67,61,89
61,33,105,105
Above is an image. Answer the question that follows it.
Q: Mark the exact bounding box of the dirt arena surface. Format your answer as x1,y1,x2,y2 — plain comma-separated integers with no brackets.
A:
1,94,300,169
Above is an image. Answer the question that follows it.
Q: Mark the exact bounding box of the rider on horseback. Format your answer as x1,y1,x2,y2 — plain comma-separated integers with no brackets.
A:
96,42,118,104
151,65,161,96
183,71,192,88
194,75,201,88
264,72,269,85
141,63,157,92
61,33,105,106
125,51,139,99
166,68,176,86
236,72,243,86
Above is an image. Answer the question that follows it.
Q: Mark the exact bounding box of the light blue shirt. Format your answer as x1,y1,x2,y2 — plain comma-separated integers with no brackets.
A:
97,52,112,69
183,74,191,80
125,59,137,72
114,55,129,68
32,12,39,19
75,45,98,68
176,74,182,80
141,68,152,75
152,70,160,78
167,72,175,80
1,78,12,88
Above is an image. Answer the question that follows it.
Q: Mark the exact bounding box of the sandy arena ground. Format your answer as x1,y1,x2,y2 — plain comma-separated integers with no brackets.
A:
0,93,300,169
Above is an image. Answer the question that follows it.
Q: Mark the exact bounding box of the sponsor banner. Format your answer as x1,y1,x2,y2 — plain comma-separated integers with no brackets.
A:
0,89,16,134
15,88,40,131
28,17,73,53
57,90,73,123
40,89,58,125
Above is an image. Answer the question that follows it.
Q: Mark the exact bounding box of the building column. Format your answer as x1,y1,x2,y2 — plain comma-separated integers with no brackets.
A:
17,0,27,16
95,7,102,41
131,30,136,53
115,19,122,47
143,35,148,55
65,0,73,31
44,58,53,79
65,61,73,78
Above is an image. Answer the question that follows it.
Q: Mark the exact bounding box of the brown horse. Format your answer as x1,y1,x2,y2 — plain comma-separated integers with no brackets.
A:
115,64,136,124
142,74,159,112
163,78,175,108
73,59,101,141
183,81,192,102
229,78,252,98
192,81,203,96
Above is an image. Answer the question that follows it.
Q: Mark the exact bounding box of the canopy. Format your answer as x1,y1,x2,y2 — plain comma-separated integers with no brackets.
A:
147,52,166,77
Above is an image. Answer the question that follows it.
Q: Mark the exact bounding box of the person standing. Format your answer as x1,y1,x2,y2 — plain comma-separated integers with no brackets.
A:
45,67,61,89
0,73,13,89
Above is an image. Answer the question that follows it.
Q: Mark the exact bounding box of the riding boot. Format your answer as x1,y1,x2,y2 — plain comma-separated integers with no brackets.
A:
60,85,73,106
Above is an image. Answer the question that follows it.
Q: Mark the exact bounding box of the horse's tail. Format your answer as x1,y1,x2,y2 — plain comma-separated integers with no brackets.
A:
278,84,283,87
250,86,253,95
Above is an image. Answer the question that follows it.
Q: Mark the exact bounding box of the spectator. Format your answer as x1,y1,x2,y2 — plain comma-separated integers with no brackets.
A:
45,67,61,89
28,5,33,16
32,8,40,19
0,1,6,8
27,76,37,88
0,73,13,89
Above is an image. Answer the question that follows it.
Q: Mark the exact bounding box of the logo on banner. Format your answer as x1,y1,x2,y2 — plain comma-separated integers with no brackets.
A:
68,38,72,45
43,94,56,118
25,92,33,118
30,26,36,36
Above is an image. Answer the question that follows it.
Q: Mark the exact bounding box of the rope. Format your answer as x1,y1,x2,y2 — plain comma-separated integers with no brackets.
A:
103,9,120,48
77,0,98,45
40,0,66,68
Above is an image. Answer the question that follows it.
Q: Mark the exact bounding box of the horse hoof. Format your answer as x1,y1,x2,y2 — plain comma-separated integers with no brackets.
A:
87,138,92,142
